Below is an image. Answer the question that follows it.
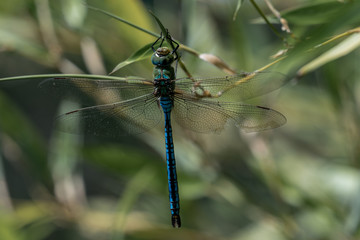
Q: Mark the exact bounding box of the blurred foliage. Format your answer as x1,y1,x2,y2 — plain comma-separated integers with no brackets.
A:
1,0,360,239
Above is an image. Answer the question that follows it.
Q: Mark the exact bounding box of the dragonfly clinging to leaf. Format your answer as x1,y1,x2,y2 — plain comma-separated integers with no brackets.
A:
38,30,287,228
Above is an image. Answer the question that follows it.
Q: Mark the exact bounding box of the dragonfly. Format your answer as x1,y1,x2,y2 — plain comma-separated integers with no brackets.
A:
39,31,287,228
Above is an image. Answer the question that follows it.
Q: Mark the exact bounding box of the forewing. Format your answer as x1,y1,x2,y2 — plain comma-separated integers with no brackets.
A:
175,71,287,101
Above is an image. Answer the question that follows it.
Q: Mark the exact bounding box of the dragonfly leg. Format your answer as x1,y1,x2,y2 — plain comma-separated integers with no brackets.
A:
151,31,165,52
152,30,180,60
165,30,179,60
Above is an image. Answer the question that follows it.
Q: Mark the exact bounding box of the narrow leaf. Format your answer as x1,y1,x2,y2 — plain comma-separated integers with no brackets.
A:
298,33,360,76
148,11,168,40
87,5,159,38
0,74,129,82
282,1,356,25
109,43,154,75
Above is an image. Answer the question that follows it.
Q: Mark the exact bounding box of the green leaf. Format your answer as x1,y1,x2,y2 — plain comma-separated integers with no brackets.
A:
87,5,158,38
282,1,360,25
148,11,168,40
0,74,128,82
109,42,154,75
298,33,360,76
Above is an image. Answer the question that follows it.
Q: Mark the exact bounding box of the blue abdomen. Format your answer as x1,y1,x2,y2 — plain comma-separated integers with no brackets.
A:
160,96,181,227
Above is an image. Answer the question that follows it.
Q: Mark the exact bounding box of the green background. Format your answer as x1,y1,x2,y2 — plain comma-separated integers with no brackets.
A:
1,0,360,239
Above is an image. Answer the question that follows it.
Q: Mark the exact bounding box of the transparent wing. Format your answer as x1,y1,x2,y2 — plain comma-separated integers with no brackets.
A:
175,71,288,101
173,96,286,133
56,94,162,137
39,76,155,104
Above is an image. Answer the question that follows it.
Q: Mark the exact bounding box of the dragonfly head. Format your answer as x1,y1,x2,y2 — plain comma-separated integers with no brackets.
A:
151,47,175,66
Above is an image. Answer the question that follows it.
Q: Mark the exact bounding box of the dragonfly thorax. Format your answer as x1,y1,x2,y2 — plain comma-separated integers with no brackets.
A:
151,47,175,66
153,77,175,98
152,46,176,98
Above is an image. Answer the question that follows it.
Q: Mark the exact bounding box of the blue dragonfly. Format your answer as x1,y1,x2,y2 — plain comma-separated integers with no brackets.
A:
39,31,287,228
